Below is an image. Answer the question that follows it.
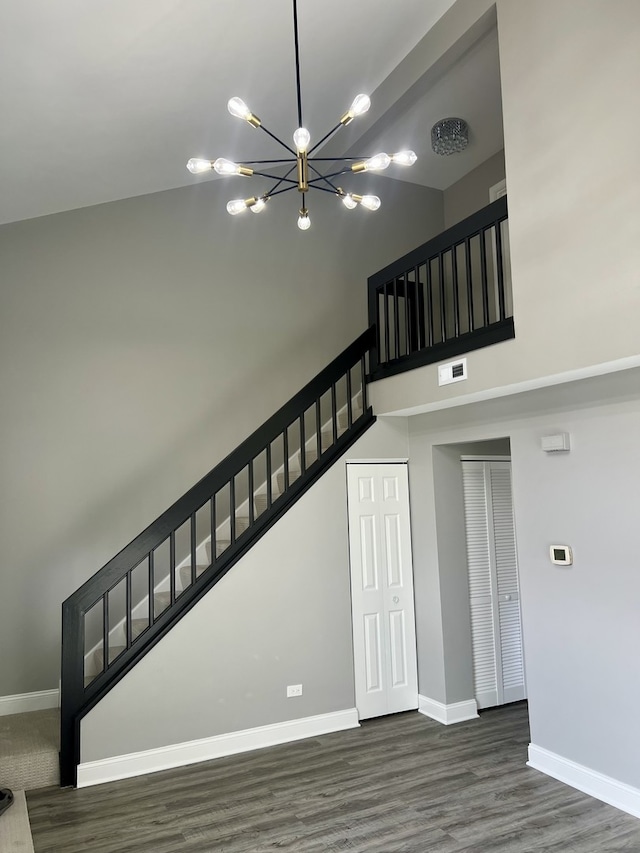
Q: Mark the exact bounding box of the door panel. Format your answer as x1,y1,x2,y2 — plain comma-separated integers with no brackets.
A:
347,463,418,719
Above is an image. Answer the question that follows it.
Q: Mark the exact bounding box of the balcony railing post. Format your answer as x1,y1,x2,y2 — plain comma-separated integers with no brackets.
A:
452,245,460,339
495,220,507,321
383,280,390,364
367,280,380,375
438,252,446,342
480,228,490,327
393,278,400,360
465,237,474,332
403,275,411,357
169,530,176,605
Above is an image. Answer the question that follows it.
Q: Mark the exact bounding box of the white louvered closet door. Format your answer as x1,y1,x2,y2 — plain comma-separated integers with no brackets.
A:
461,460,526,709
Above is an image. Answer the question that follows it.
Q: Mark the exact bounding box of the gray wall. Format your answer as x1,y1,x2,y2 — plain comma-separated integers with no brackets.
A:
370,0,640,416
443,149,505,229
0,177,443,697
410,436,510,705
81,417,410,761
408,388,640,790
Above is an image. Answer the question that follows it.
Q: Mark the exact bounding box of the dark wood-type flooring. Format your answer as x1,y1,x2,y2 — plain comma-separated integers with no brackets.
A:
27,703,640,852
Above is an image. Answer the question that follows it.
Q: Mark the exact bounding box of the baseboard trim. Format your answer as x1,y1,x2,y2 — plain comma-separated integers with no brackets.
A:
418,695,478,725
0,689,59,717
78,708,360,788
528,744,640,820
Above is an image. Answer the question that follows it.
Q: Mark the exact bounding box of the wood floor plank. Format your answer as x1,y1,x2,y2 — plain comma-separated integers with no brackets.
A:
27,703,640,852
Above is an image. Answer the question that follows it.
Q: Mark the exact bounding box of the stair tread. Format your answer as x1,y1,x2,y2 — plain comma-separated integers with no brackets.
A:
179,563,209,578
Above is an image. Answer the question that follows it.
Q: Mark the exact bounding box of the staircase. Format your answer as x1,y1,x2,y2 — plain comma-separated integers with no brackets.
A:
61,329,376,786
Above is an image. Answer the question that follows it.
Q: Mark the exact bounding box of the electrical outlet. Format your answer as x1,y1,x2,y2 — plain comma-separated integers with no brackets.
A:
287,684,303,698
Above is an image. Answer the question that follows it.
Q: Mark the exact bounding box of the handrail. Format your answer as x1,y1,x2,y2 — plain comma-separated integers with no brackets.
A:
60,326,376,786
65,327,374,610
367,196,513,379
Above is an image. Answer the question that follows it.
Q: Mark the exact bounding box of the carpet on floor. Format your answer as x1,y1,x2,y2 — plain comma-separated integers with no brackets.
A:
0,709,59,790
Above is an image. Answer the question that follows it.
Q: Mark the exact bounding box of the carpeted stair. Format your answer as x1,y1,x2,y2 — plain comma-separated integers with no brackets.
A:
0,709,59,791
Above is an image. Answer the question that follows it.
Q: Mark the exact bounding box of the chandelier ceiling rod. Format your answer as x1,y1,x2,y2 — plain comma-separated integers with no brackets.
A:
292,0,304,129
186,0,418,229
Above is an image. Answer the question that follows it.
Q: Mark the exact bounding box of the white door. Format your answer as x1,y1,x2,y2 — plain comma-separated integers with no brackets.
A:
461,460,526,709
346,463,418,719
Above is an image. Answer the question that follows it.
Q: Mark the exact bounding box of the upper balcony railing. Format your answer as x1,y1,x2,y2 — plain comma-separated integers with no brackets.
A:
367,196,513,381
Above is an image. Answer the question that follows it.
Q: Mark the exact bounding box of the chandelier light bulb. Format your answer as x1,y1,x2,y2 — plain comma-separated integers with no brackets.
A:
214,158,242,176
350,94,371,117
342,193,358,210
186,158,213,174
293,127,311,153
226,199,249,216
391,150,418,167
341,93,372,125
297,209,311,230
250,197,267,213
227,97,252,120
227,97,261,128
364,153,391,172
360,195,381,211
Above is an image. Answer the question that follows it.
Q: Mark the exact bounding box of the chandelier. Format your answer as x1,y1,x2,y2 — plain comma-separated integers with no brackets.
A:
186,0,417,230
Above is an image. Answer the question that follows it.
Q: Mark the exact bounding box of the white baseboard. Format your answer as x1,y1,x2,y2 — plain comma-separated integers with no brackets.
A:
78,707,360,788
0,689,59,717
418,695,478,726
528,744,640,820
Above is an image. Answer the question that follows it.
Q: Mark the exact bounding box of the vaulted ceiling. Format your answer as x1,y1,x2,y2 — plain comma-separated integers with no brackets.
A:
0,0,503,225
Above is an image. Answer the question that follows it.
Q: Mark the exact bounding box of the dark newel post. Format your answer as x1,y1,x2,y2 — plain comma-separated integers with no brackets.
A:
60,600,83,787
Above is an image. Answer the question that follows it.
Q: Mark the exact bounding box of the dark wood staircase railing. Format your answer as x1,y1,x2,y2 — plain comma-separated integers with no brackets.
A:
60,328,376,786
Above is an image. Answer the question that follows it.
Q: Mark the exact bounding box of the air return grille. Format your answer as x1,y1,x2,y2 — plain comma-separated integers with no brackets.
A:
438,358,467,386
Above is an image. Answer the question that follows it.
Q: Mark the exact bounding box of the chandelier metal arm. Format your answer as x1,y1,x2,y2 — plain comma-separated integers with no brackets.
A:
264,163,298,196
308,122,343,155
306,162,341,194
268,185,301,198
308,166,354,182
258,124,297,157
306,184,341,196
252,171,299,184
243,159,298,165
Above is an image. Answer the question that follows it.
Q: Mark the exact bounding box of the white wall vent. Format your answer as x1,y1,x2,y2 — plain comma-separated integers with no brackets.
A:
541,433,571,453
438,357,467,386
